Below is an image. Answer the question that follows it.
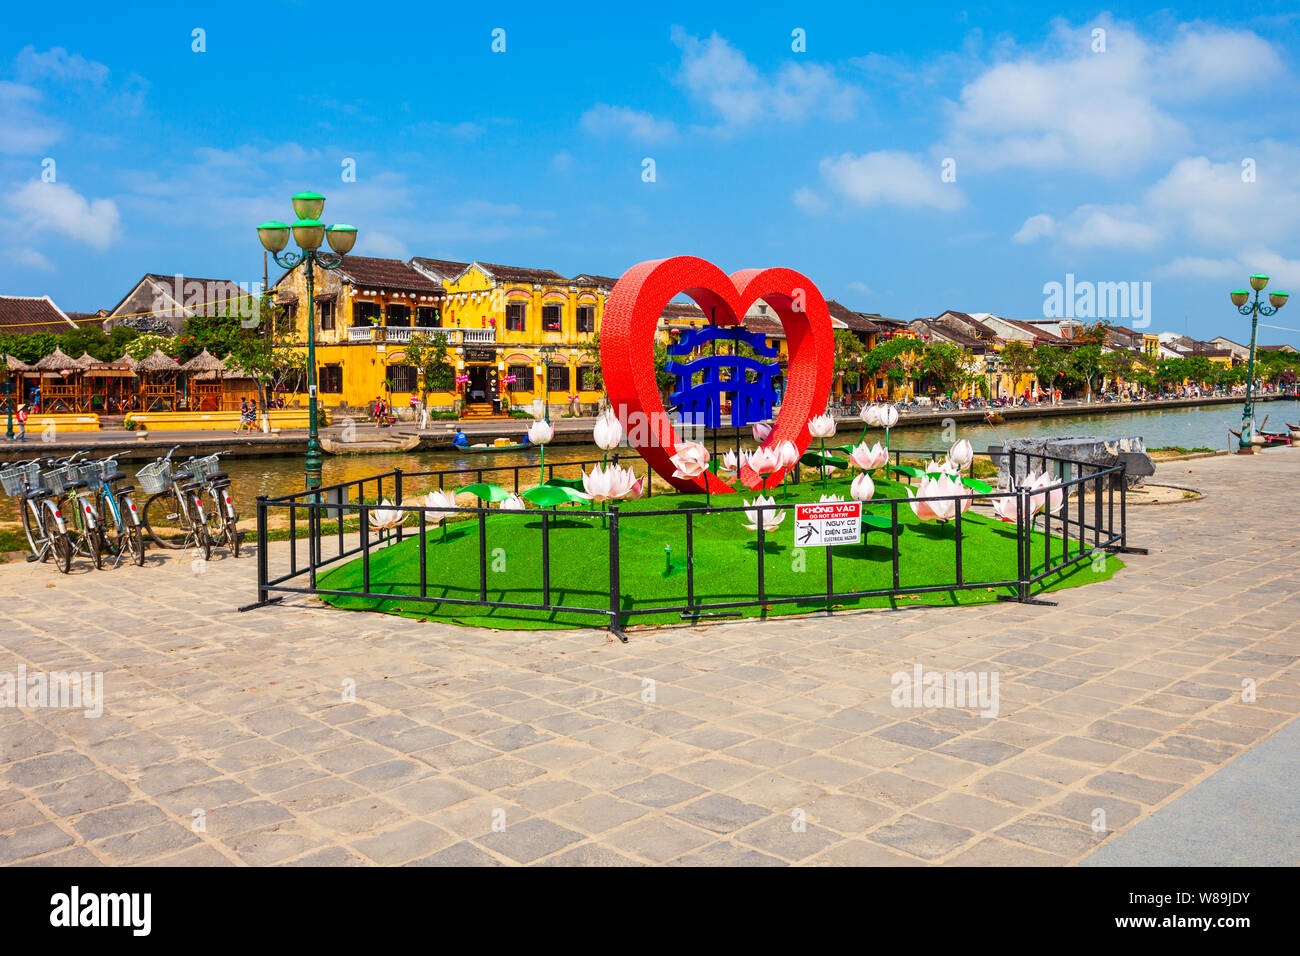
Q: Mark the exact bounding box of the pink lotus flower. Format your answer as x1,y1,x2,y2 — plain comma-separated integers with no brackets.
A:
669,441,710,480
991,494,1022,522
847,441,888,471
818,493,845,503
924,458,960,478
719,449,740,481
850,472,875,502
859,403,881,426
1025,471,1065,515
906,474,972,523
948,439,974,468
746,445,782,481
808,413,836,439
776,440,799,469
752,421,772,443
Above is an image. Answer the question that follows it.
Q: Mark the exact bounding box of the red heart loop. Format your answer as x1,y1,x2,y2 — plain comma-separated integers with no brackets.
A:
600,256,834,494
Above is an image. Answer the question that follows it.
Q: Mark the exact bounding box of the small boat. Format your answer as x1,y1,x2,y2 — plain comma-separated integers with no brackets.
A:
1228,428,1291,446
463,442,533,453
321,433,420,454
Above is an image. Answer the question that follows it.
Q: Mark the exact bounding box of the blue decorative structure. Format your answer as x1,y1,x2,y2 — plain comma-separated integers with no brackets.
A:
666,325,781,428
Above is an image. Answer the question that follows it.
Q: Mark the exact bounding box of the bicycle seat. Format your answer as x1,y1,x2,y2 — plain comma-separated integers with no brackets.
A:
66,479,88,490
180,480,205,493
209,471,229,482
173,469,194,482
113,484,135,495
22,487,54,500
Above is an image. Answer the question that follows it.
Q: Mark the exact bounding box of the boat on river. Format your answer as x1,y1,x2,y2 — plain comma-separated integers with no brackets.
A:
463,442,533,454
321,433,420,454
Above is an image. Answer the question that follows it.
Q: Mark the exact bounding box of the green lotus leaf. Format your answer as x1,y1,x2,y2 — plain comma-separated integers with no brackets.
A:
523,485,588,507
463,482,513,503
960,477,994,494
888,465,924,478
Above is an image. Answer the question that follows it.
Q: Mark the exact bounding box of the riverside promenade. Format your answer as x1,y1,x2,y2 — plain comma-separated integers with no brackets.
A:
1,391,1291,463
0,450,1296,866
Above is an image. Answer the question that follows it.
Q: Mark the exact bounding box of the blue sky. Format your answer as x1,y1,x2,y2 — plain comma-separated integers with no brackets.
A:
2,1,1298,343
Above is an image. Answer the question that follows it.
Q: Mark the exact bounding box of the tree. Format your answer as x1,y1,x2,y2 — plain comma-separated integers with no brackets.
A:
579,332,605,396
862,336,920,396
1100,350,1135,394
1066,344,1104,400
919,342,974,397
405,332,455,409
1032,343,1069,394
124,332,179,360
999,340,1036,396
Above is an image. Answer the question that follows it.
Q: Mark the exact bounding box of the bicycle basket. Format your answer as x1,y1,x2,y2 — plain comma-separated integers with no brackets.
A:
39,466,71,495
189,454,221,481
74,459,117,484
0,462,38,496
137,460,172,495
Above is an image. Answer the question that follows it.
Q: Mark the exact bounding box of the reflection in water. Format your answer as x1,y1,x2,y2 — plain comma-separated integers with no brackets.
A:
2,399,1293,523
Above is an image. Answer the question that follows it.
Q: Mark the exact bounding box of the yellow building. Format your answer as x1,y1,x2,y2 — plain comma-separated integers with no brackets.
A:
271,256,605,418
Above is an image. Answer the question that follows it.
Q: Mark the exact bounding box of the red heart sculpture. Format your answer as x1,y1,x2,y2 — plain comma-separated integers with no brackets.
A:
600,256,834,494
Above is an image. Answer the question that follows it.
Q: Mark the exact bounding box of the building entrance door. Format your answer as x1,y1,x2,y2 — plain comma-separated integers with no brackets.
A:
467,365,493,404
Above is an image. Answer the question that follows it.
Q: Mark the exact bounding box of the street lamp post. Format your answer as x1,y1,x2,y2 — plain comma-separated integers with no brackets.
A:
256,192,357,490
4,374,13,440
1230,274,1288,452
537,344,558,422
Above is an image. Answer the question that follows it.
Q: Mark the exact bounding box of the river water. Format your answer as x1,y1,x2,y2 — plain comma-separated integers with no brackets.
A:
5,399,1297,522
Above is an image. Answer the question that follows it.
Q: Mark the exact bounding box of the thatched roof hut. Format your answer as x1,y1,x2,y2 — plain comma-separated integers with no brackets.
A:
71,351,101,370
32,347,79,372
180,349,225,373
136,348,180,373
113,353,140,372
3,353,31,372
217,354,255,379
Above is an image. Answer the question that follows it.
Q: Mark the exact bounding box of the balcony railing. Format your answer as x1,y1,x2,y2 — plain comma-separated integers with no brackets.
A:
346,325,495,345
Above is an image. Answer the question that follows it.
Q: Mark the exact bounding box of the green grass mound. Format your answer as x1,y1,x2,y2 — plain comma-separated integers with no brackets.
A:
317,473,1122,629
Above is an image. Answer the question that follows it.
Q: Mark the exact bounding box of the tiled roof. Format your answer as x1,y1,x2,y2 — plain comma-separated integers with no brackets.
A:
660,301,707,322
472,262,568,284
571,273,622,289
336,256,442,294
66,312,109,329
0,295,78,334
999,317,1070,345
408,257,472,283
826,299,882,332
910,319,987,351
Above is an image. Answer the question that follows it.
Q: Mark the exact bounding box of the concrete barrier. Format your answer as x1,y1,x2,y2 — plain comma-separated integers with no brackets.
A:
123,409,324,431
22,414,101,433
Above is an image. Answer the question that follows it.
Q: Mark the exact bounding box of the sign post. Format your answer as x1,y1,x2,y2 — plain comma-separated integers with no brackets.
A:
794,501,861,547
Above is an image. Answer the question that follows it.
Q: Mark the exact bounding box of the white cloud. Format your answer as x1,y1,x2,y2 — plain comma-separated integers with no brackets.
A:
580,104,676,143
6,180,119,250
668,28,860,132
0,82,61,153
948,18,1283,175
815,151,964,212
13,46,110,86
791,186,828,214
1058,206,1161,250
7,247,53,271
847,280,874,296
1156,250,1300,290
1013,213,1056,244
550,150,575,173
358,231,409,259
1146,151,1300,246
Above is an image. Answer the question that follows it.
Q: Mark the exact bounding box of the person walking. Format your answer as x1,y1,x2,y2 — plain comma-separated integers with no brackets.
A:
235,399,250,434
14,403,27,441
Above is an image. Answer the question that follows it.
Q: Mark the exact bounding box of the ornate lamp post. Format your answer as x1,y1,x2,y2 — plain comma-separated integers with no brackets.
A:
256,192,357,490
1230,274,1288,452
4,373,13,440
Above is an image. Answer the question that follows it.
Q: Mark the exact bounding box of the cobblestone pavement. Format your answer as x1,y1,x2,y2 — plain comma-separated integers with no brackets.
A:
1,450,1297,866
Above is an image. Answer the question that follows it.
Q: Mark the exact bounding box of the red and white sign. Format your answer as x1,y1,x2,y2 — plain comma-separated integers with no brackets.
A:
793,500,861,546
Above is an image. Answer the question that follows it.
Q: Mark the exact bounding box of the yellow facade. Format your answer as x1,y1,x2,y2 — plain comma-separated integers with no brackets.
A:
273,259,605,416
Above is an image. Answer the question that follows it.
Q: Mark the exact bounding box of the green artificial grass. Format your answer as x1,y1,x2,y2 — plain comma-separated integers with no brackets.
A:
316,471,1123,630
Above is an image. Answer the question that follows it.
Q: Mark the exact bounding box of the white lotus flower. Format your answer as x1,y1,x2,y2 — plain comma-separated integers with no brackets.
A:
924,458,960,478
878,404,900,429
719,449,740,481
528,418,554,445
859,403,881,426
819,493,845,503
669,441,710,480
776,440,799,468
847,442,888,471
500,494,527,511
420,489,460,518
593,408,622,451
850,472,875,502
948,439,974,468
580,463,643,502
808,413,837,439
370,499,407,531
906,474,972,523
742,495,786,533
752,421,772,443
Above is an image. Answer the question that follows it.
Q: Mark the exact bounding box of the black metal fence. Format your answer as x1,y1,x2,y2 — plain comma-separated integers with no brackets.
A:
240,448,1145,641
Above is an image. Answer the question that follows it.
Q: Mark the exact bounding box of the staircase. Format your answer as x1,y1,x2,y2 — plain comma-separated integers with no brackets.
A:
461,402,507,421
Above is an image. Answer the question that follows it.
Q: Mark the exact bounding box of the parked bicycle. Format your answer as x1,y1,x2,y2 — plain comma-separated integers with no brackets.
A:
75,455,145,567
1,457,73,572
138,448,239,559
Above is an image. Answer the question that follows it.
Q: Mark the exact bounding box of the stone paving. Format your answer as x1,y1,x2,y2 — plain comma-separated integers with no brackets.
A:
1,450,1297,866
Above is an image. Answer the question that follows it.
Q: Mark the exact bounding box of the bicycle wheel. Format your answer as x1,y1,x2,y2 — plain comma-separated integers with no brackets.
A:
142,490,191,549
127,520,146,565
87,524,105,570
190,494,213,562
225,515,241,558
20,498,46,558
46,503,72,573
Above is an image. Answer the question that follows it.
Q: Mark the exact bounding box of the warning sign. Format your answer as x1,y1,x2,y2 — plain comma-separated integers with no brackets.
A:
793,500,861,546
